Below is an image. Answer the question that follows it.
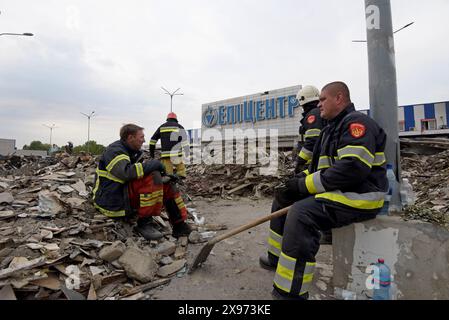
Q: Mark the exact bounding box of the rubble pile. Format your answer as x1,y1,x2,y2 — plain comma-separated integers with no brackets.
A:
0,154,222,300
401,150,449,229
184,151,295,199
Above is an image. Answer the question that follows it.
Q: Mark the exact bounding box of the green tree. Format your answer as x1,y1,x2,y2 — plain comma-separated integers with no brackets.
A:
23,141,51,151
73,141,106,155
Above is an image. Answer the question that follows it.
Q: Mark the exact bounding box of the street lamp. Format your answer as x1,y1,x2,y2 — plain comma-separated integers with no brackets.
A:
80,111,96,154
0,32,33,37
161,87,184,113
352,22,414,42
42,124,57,146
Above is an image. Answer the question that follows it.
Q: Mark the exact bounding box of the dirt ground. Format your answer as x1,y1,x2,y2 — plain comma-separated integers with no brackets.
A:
151,197,335,300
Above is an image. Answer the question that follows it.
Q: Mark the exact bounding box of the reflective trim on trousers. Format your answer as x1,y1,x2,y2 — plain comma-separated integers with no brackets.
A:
94,203,125,218
267,229,282,257
316,190,385,210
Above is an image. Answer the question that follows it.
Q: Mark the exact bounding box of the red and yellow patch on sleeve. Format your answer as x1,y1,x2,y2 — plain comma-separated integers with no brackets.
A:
307,115,316,124
349,123,366,138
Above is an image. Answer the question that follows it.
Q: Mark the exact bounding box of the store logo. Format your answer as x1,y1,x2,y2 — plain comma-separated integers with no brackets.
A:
203,106,218,128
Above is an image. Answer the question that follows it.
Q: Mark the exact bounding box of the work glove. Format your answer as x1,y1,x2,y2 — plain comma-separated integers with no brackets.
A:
294,161,303,175
143,159,166,175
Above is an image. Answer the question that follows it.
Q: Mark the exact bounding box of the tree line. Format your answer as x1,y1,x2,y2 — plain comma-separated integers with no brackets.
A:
22,141,106,155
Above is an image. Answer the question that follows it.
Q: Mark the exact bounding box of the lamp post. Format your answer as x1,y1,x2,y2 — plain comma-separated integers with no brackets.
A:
0,32,33,37
81,111,96,154
42,124,57,146
161,87,183,113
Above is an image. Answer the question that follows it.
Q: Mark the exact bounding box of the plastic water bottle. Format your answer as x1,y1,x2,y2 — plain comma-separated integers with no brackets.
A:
400,178,416,208
372,258,391,300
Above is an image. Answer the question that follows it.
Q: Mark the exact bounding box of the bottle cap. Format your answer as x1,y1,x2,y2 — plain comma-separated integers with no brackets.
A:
386,164,393,170
378,258,385,264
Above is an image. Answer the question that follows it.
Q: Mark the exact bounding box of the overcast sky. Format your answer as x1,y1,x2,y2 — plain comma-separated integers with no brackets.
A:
1,0,448,148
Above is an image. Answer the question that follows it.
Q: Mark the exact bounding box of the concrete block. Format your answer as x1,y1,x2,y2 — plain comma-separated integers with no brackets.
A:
156,241,176,256
118,247,157,283
332,216,449,300
157,259,186,278
99,241,126,262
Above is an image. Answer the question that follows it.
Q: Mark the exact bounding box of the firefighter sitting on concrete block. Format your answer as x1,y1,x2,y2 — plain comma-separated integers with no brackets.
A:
260,82,388,300
93,123,192,241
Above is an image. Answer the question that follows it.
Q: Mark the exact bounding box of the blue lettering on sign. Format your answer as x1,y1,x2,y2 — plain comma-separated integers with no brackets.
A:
227,105,235,124
288,95,299,117
266,98,276,120
277,96,286,118
244,101,254,123
256,101,265,121
218,106,226,125
202,93,299,127
236,104,242,123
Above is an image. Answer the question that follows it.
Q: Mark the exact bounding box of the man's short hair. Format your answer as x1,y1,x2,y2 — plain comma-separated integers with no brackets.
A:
322,81,351,101
120,124,144,140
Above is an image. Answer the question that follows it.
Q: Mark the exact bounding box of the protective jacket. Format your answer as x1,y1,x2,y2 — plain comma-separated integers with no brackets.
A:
93,140,161,217
149,119,189,158
298,103,388,213
297,102,325,166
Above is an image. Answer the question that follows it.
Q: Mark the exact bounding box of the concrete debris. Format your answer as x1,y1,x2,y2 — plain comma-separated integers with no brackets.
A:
156,241,177,256
401,149,449,229
0,154,203,300
99,241,126,262
118,247,157,283
0,192,14,205
157,259,186,278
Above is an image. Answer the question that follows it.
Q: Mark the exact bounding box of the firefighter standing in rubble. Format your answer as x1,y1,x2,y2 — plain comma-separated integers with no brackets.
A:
260,82,388,300
149,112,189,179
93,124,192,241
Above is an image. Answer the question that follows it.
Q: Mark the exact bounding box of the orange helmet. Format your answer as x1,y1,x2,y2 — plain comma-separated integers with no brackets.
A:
167,112,177,120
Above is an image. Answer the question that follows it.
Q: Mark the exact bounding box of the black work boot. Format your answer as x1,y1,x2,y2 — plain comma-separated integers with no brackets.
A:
271,288,308,300
135,218,163,241
172,221,192,238
259,252,279,271
319,230,333,245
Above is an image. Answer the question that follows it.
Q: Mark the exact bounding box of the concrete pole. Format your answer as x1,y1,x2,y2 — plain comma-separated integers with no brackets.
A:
365,0,401,209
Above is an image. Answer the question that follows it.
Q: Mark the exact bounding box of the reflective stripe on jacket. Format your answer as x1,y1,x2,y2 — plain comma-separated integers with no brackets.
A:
149,119,189,158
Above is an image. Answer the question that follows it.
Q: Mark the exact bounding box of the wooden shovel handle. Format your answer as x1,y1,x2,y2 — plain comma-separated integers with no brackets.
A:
209,206,291,245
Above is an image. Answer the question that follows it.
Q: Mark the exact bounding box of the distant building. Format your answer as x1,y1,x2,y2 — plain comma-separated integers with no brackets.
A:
0,139,16,156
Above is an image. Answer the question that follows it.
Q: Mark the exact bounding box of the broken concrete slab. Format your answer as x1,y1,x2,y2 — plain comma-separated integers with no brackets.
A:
38,190,64,215
118,247,157,283
0,284,17,300
333,215,449,300
157,259,186,278
99,241,126,262
156,241,176,256
0,211,16,220
58,185,74,194
0,192,14,204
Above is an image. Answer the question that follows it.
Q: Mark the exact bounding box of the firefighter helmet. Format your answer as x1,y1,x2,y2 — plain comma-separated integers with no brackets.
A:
296,85,320,107
167,112,177,120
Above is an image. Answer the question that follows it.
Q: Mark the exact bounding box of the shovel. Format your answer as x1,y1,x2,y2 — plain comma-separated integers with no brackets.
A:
189,205,291,273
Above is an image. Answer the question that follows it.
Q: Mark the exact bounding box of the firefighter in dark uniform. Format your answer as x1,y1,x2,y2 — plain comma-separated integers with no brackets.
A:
93,124,192,241
149,112,189,179
260,87,329,270
262,82,388,300
295,85,325,174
